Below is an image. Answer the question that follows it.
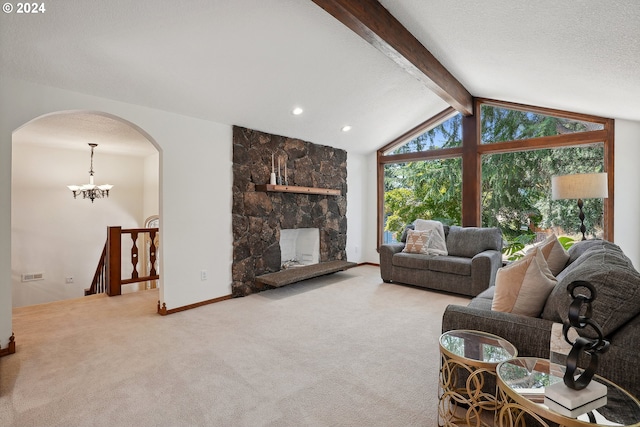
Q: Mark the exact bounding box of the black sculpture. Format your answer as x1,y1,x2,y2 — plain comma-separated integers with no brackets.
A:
562,280,610,390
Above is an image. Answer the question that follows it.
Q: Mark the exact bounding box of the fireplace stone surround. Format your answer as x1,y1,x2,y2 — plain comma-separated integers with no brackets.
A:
232,126,348,297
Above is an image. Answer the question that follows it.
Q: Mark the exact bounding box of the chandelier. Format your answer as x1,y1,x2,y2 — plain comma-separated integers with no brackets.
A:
67,143,113,203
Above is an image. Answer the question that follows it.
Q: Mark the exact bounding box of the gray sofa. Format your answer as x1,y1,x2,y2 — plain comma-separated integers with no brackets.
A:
379,225,503,297
442,239,640,399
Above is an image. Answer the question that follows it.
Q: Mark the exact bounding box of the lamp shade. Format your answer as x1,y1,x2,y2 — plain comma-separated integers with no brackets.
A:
551,173,608,200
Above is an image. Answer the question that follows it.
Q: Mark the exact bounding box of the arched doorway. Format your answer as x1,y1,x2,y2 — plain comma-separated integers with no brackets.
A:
11,111,160,307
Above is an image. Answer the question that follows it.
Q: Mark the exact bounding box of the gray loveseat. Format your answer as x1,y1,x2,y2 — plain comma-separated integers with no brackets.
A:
442,239,640,399
379,225,503,297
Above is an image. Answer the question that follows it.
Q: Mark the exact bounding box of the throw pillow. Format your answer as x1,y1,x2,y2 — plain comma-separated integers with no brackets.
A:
535,234,570,276
414,219,448,255
492,248,558,317
402,229,432,254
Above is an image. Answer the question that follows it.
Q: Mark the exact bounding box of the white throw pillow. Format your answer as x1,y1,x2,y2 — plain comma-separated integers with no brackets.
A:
492,247,557,317
414,219,448,256
536,234,570,276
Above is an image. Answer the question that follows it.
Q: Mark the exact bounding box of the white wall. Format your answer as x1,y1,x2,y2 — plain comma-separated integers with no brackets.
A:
363,152,380,263
0,75,233,348
614,119,640,269
143,152,160,221
11,144,149,306
346,151,381,265
346,153,364,263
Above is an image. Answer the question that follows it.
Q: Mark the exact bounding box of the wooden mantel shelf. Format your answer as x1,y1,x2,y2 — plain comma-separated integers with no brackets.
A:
255,184,341,196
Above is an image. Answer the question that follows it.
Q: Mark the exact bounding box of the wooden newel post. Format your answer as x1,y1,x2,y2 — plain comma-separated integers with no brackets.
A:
106,226,122,296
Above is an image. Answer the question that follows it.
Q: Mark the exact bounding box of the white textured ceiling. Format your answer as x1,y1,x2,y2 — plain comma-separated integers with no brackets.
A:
13,112,156,156
379,0,640,122
2,0,639,155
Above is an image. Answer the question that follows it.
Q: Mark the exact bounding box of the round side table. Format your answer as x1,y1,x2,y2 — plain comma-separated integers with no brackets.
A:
438,329,518,427
496,357,640,427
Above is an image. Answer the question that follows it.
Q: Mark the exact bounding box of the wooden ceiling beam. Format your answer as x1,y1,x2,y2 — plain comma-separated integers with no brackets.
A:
311,0,474,116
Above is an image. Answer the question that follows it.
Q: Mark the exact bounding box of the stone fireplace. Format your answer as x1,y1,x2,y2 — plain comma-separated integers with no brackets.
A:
232,126,347,297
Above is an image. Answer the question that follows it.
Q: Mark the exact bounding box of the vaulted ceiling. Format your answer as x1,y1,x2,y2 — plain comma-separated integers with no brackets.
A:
2,0,639,155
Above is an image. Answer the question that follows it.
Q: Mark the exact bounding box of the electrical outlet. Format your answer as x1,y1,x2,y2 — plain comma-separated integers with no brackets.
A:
200,270,207,281
65,277,74,284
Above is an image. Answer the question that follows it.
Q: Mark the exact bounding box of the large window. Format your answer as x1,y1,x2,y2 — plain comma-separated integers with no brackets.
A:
377,99,614,248
383,158,462,243
481,105,604,144
389,113,462,154
380,110,463,243
482,144,605,241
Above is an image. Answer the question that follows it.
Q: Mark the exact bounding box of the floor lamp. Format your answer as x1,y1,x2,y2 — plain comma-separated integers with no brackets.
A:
551,173,608,240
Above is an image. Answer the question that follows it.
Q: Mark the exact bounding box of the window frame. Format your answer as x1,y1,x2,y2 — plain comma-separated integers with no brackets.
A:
376,98,614,248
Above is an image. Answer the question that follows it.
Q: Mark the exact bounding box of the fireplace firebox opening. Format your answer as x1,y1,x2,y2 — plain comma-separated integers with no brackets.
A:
279,228,319,269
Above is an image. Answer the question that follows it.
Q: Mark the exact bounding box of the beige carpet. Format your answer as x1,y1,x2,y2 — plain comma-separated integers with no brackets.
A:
0,265,469,427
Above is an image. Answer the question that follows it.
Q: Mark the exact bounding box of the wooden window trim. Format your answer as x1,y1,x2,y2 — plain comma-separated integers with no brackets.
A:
379,147,463,164
476,130,608,155
377,98,615,249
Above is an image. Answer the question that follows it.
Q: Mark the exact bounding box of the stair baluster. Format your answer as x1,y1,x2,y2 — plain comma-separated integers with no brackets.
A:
86,226,160,296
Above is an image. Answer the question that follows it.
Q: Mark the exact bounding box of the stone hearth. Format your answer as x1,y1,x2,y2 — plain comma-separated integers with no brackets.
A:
232,126,348,297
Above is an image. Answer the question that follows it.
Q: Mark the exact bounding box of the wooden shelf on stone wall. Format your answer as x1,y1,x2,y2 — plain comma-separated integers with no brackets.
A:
255,184,341,196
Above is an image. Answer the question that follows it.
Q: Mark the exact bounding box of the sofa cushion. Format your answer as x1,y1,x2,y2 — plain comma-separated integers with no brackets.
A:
553,241,605,285
492,248,557,317
535,234,570,276
541,240,640,337
399,224,415,243
446,226,502,258
392,252,432,269
566,239,605,265
468,296,493,311
414,219,448,255
429,256,472,276
402,229,431,254
476,286,495,300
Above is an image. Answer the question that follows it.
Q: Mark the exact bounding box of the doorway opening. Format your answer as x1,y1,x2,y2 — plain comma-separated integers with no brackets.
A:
11,110,161,307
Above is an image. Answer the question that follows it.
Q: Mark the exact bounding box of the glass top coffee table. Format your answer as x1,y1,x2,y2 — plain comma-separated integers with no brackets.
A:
438,329,518,427
496,357,640,427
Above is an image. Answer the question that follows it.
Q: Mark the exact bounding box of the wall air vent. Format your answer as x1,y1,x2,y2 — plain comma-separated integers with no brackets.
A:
21,272,44,282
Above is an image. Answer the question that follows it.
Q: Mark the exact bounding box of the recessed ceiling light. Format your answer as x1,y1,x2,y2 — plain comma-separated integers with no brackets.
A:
341,125,352,132
292,107,304,115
